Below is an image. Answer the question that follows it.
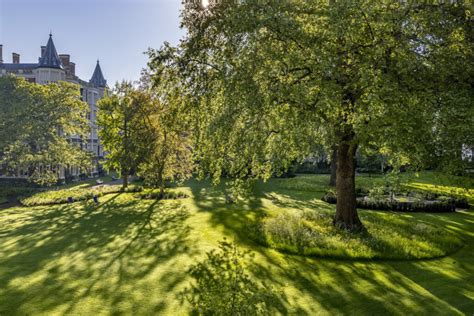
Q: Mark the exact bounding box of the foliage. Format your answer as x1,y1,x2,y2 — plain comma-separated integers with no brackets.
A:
98,79,193,191
137,72,194,193
97,82,150,188
149,0,473,229
0,76,92,186
135,189,188,200
322,193,462,213
182,239,277,315
255,209,462,260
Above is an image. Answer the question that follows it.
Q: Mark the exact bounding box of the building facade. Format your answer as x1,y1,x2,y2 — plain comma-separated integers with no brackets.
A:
0,34,107,179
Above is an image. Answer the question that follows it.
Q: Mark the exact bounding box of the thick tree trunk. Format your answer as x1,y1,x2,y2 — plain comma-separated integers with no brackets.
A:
122,170,129,190
333,140,363,231
329,146,337,187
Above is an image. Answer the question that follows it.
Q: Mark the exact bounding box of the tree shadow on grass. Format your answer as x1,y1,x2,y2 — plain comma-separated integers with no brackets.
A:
188,179,474,314
0,193,194,315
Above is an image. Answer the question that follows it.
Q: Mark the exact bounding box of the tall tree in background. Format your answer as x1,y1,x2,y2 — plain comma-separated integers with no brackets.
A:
98,78,193,192
150,1,472,230
137,75,194,195
97,82,147,189
0,76,91,186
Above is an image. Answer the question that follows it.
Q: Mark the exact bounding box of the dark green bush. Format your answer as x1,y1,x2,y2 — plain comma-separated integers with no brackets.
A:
135,190,188,200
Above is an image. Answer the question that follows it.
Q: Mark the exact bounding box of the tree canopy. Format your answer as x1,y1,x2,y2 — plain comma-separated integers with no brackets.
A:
149,0,473,230
0,75,91,186
97,79,193,191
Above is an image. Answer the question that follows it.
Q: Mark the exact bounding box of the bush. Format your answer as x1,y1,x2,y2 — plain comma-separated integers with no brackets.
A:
135,190,188,200
182,239,278,315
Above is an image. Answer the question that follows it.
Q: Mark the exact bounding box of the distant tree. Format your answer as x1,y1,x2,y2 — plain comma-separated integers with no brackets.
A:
138,85,193,195
0,76,91,186
97,82,147,189
149,1,473,230
98,78,193,192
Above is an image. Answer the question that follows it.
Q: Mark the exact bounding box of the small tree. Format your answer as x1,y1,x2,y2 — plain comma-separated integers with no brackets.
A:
98,79,193,192
137,92,193,195
97,82,150,189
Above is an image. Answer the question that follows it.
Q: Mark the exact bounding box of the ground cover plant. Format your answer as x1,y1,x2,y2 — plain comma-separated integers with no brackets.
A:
0,173,473,315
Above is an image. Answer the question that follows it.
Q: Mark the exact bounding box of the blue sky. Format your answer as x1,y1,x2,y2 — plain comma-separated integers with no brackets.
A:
0,0,184,85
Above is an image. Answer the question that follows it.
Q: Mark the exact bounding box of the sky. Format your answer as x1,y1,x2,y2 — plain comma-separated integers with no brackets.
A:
0,0,184,85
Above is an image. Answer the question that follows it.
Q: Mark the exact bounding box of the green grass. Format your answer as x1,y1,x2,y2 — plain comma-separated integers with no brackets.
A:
256,209,462,260
0,173,473,315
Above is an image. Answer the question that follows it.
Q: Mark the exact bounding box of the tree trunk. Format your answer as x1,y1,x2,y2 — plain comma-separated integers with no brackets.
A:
329,146,337,187
157,161,165,197
122,170,129,190
333,140,363,231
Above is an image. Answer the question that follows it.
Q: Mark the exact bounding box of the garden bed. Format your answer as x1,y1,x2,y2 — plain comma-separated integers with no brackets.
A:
321,192,469,213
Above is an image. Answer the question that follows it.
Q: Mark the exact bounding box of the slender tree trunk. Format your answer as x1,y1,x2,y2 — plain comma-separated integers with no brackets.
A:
329,146,337,186
333,139,363,231
157,162,165,197
122,170,129,190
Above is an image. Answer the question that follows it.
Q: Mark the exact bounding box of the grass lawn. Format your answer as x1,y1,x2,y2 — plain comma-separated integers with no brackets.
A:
0,173,473,315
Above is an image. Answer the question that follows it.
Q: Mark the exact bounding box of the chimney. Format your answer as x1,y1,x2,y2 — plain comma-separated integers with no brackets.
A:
59,54,70,66
41,46,46,57
0,45,3,63
12,53,20,64
70,62,76,77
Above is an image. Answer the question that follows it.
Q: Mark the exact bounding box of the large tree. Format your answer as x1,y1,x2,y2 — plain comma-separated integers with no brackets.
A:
0,76,91,186
149,0,473,230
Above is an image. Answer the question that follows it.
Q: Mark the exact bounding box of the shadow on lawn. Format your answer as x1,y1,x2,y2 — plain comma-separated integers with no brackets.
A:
0,193,193,315
249,209,474,314
189,179,474,314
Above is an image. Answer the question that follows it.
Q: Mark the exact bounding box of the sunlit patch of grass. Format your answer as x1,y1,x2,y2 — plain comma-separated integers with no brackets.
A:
405,182,474,205
272,174,331,192
253,209,462,260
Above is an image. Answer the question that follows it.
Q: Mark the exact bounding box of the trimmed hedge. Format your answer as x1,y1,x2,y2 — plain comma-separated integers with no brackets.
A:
321,192,467,213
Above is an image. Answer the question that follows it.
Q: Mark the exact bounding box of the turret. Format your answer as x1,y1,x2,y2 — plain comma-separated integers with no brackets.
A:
89,60,107,88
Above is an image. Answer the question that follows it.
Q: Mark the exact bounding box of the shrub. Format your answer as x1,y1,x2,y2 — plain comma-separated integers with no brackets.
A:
182,239,278,315
135,190,188,200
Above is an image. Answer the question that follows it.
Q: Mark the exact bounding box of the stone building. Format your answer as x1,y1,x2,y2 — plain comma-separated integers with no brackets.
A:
0,34,107,179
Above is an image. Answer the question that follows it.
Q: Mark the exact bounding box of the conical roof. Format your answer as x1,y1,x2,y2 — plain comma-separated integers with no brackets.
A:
90,60,107,87
38,34,63,69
